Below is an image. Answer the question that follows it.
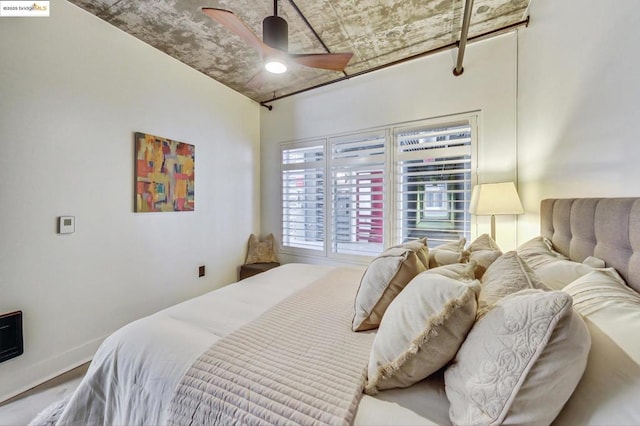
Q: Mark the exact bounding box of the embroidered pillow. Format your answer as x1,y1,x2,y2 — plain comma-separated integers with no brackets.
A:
428,238,468,268
245,233,278,264
352,247,426,331
365,274,480,394
445,289,591,426
467,234,502,279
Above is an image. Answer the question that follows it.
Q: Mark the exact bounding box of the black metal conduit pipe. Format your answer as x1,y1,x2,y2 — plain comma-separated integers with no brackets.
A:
453,0,475,76
260,17,529,110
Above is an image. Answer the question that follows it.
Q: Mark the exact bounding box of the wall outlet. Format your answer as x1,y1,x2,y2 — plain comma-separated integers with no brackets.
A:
198,265,205,277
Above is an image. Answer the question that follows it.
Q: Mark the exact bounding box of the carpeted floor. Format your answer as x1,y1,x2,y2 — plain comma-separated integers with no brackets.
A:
0,364,88,426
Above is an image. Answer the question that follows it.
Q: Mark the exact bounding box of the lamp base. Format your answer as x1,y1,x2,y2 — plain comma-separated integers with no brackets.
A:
490,214,496,241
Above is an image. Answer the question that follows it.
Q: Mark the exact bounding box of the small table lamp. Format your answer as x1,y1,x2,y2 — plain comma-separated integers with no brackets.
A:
469,182,524,241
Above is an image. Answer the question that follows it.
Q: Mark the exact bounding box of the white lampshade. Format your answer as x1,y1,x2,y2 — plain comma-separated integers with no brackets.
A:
469,182,524,215
469,182,523,241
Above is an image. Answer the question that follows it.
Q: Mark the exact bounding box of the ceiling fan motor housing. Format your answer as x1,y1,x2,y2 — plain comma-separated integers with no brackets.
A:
263,15,288,51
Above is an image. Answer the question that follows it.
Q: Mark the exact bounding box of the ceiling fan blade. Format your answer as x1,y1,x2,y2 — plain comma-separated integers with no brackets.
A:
288,52,354,72
202,8,273,56
245,69,267,90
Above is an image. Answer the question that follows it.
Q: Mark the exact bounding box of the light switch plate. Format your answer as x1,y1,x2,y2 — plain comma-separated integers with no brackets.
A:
58,216,75,234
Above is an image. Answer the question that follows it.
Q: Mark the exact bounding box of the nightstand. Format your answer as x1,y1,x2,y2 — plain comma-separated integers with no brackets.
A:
238,262,281,281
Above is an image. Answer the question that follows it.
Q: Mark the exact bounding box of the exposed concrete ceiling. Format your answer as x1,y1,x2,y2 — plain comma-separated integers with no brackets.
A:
67,0,530,104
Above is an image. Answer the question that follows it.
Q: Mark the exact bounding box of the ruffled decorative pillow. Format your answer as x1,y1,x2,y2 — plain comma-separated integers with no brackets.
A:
467,234,502,279
365,273,480,394
352,247,426,331
428,238,468,268
445,289,591,426
245,233,278,264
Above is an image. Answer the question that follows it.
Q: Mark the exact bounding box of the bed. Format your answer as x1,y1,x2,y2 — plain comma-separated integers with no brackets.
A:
43,198,640,425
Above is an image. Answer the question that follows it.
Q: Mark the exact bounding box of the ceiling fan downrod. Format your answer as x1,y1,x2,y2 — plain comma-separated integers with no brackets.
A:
263,0,288,51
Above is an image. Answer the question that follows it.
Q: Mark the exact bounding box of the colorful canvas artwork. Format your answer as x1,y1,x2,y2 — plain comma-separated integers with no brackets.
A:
134,132,195,212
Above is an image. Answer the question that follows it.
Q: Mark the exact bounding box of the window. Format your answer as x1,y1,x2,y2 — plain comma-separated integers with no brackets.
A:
280,113,476,259
330,130,387,257
395,119,473,247
281,141,325,252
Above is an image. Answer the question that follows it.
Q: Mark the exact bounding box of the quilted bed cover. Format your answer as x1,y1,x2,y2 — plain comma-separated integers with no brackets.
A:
54,263,450,426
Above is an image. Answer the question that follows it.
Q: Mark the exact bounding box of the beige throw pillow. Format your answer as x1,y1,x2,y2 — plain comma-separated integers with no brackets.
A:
467,234,502,279
392,238,429,269
428,238,468,268
478,251,547,316
445,289,591,426
422,261,477,281
516,236,568,269
352,247,426,331
365,274,480,394
245,233,278,264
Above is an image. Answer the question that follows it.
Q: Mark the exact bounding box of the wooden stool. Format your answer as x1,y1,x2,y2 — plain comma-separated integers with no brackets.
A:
238,262,280,281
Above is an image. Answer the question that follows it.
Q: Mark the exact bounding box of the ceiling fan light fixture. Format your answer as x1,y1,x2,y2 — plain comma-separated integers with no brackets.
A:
265,58,287,74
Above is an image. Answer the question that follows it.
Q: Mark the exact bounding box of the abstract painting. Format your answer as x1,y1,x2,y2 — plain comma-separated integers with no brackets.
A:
134,132,195,212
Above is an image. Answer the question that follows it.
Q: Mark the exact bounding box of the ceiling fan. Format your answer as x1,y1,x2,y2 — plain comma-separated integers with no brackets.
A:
202,0,353,89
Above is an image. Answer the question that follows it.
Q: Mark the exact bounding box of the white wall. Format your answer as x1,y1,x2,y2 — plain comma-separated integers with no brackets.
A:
0,1,260,400
517,0,640,239
261,33,519,262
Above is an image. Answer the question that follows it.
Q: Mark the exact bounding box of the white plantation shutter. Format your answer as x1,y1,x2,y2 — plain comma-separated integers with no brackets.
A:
281,142,325,252
395,119,474,247
329,131,387,256
280,113,476,259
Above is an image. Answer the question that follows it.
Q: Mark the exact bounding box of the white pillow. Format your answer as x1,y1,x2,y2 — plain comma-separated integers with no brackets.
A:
391,238,429,269
365,274,480,394
582,256,606,268
533,259,597,290
422,260,477,281
467,234,502,279
563,269,640,364
428,238,468,268
477,251,547,316
516,236,568,269
353,247,426,331
445,289,591,426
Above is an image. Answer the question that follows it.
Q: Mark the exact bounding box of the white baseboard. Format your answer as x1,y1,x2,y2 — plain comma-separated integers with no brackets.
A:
0,334,107,403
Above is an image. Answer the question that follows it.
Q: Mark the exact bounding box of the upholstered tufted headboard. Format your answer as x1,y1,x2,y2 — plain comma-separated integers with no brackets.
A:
540,198,640,293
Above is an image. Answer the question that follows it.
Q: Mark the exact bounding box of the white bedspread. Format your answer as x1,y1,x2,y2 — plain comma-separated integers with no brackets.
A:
55,263,450,425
